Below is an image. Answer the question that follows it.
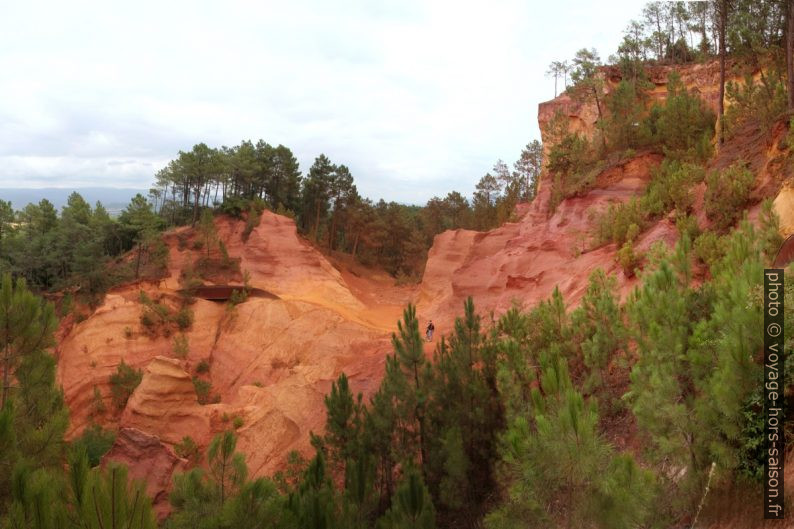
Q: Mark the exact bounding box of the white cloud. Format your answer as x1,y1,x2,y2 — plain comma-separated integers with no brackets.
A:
0,0,641,202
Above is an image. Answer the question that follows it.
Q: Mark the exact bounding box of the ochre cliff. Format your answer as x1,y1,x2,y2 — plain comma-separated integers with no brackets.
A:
57,212,413,513
55,61,794,520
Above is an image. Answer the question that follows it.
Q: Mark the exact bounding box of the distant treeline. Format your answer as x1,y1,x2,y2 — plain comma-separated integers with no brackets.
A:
0,139,542,298
147,139,542,278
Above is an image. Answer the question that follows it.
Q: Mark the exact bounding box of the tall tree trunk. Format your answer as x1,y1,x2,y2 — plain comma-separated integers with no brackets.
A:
135,243,143,279
170,185,176,226
352,232,360,258
593,86,607,151
314,202,321,241
718,0,727,145
787,0,794,112
656,17,663,60
192,186,200,227
329,216,336,250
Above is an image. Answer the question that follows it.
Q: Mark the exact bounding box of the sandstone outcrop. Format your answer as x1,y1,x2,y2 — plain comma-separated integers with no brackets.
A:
101,428,187,520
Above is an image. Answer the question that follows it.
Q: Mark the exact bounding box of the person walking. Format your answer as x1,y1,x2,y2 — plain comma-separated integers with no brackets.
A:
426,320,435,342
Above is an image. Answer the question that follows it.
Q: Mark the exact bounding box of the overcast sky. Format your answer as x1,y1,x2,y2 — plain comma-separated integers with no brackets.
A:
0,0,645,204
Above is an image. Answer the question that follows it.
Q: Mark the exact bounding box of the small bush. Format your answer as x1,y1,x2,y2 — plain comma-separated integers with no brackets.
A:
192,377,212,405
138,290,152,305
179,264,202,304
242,205,262,242
758,198,783,263
704,162,755,231
173,334,189,358
597,160,705,247
123,326,133,339
545,116,602,212
644,160,703,218
70,424,116,467
192,240,204,251
196,360,210,374
725,70,788,138
91,386,106,417
139,311,155,330
174,307,194,330
219,196,249,218
617,241,640,277
228,288,248,306
274,203,296,219
232,416,244,429
109,361,143,410
598,198,647,246
675,214,700,243
174,435,201,465
693,231,723,270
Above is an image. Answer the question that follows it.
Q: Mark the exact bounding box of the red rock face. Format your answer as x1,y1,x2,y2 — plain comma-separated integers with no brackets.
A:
417,152,673,333
57,211,411,513
101,428,187,520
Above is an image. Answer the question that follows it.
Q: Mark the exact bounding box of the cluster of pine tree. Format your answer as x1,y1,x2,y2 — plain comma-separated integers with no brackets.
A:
0,136,542,294
544,0,794,212
0,192,165,303
148,139,543,278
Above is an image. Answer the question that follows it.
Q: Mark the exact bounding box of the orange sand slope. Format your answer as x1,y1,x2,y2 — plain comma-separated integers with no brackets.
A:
56,211,414,514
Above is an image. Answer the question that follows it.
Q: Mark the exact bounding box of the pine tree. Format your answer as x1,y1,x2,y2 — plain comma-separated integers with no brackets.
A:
4,465,67,529
388,304,428,468
422,298,503,522
208,430,248,507
168,430,257,529
377,470,436,529
322,373,364,474
287,452,337,529
0,274,66,473
486,356,655,529
571,269,625,391
624,241,711,510
70,453,157,529
340,455,376,529
221,478,295,529
198,208,218,259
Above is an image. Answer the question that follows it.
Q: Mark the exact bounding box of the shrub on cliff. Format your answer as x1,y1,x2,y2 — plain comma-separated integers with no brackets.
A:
596,160,704,247
109,361,143,410
604,79,654,151
617,240,640,277
597,198,647,246
644,160,704,218
724,70,788,138
704,162,755,231
70,423,116,467
175,435,201,466
192,377,213,405
648,72,715,161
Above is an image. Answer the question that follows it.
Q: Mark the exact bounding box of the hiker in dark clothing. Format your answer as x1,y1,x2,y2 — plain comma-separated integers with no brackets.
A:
426,320,435,341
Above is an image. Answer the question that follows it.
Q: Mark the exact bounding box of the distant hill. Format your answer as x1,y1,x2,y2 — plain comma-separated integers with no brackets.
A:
0,187,148,216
